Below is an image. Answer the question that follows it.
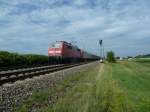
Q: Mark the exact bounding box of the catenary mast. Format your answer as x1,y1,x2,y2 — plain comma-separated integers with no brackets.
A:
99,40,104,61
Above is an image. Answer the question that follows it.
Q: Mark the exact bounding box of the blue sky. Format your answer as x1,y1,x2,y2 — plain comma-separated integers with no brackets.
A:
0,0,150,57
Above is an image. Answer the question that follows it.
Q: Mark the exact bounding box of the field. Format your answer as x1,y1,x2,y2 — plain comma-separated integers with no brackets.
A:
134,58,150,63
16,60,150,112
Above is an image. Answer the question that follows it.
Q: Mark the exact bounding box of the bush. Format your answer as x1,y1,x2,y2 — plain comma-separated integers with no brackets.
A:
106,51,116,63
0,51,12,67
0,51,49,68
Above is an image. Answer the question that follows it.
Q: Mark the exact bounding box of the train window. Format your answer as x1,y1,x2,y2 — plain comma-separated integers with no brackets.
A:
50,42,62,48
77,49,80,51
55,43,62,48
67,45,72,49
49,42,54,47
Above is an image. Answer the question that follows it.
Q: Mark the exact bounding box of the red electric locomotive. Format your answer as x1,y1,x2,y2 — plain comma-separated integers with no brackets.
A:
48,41,100,64
48,41,82,64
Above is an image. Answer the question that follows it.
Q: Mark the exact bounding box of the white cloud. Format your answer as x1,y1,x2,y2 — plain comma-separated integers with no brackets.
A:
0,0,150,56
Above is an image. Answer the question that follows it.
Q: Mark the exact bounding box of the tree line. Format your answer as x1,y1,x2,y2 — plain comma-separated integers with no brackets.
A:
0,51,49,68
135,54,150,58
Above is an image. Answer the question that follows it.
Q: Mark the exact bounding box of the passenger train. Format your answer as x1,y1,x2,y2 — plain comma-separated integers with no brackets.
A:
48,41,100,64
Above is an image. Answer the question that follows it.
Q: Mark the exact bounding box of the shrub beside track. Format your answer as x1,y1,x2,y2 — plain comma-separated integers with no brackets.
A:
0,51,49,70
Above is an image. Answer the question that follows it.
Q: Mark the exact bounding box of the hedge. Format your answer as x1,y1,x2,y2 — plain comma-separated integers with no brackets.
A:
0,51,49,68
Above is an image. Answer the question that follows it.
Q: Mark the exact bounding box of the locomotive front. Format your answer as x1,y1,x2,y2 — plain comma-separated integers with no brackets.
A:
48,41,63,64
48,41,63,57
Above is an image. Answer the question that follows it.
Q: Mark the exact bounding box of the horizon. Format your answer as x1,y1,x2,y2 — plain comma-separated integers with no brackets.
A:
0,0,150,57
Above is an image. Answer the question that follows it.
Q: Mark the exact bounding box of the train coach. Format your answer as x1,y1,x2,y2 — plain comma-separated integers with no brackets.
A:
48,41,100,64
81,51,100,61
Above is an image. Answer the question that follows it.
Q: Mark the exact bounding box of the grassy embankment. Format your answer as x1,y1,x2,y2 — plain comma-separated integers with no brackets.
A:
17,60,150,112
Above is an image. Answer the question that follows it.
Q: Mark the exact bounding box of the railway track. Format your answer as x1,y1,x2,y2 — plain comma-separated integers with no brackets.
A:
0,63,87,86
0,64,49,72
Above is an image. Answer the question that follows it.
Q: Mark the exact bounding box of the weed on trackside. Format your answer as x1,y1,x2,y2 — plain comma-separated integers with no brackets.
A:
14,66,97,112
44,63,132,112
16,61,150,112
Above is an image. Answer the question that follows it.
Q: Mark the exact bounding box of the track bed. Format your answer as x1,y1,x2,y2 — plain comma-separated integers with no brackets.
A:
0,63,88,86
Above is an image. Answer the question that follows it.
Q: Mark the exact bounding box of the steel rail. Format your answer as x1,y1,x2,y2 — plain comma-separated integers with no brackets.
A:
0,63,86,86
0,64,65,78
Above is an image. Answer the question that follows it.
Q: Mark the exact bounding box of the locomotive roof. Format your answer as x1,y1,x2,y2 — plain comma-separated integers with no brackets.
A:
57,41,71,45
56,41,79,48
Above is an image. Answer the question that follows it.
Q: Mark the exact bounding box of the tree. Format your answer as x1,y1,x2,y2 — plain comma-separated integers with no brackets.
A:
106,51,116,63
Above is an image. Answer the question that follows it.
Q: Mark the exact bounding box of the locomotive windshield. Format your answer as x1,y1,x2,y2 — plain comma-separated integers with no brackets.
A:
50,42,62,48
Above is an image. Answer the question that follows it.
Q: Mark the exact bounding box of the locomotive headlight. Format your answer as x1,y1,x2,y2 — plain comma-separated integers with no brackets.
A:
49,50,61,54
55,51,61,53
49,51,55,54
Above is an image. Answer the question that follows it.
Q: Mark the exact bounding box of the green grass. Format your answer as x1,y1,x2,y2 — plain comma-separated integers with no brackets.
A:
44,62,150,112
16,61,150,112
14,65,97,112
134,58,150,63
112,62,150,112
43,64,126,112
